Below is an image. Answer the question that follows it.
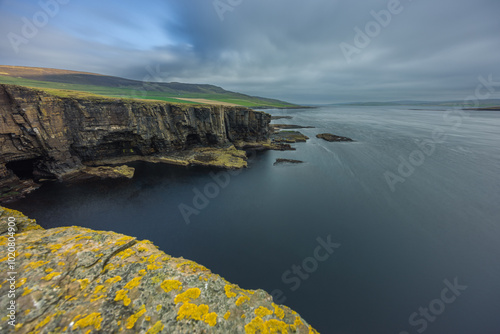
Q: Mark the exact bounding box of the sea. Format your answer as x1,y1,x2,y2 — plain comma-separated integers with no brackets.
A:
9,105,500,334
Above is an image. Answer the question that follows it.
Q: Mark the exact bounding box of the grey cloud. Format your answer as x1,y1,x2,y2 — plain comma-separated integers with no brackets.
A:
0,0,499,103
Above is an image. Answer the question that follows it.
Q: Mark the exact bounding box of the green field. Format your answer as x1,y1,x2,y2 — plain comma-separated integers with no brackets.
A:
0,71,299,108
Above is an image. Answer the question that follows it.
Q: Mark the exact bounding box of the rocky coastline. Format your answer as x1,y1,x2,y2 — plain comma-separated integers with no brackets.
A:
0,84,273,202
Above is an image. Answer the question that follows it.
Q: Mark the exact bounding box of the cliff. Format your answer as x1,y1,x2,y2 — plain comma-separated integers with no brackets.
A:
0,206,319,333
0,84,271,201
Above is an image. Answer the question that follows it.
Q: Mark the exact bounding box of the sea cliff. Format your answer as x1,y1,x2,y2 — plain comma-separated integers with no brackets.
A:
0,206,318,333
0,84,271,201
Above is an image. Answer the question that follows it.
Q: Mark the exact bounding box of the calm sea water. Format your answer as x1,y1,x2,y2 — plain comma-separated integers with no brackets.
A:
10,106,500,334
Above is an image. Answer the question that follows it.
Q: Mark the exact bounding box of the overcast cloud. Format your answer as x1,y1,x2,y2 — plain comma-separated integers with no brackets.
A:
0,0,499,103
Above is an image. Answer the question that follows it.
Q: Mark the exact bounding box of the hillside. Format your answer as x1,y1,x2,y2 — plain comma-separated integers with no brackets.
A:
0,65,300,108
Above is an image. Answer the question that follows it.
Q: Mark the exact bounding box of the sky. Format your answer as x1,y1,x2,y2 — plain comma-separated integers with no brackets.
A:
0,0,499,104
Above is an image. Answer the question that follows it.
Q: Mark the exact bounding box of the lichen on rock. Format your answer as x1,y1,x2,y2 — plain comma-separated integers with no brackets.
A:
0,206,319,333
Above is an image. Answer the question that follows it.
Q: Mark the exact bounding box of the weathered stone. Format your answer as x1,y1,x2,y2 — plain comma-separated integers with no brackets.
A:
0,207,319,333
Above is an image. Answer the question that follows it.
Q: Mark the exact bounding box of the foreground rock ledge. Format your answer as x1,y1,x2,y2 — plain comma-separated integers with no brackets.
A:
0,207,319,333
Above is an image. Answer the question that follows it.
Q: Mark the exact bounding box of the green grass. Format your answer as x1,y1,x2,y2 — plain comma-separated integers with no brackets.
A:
0,75,297,108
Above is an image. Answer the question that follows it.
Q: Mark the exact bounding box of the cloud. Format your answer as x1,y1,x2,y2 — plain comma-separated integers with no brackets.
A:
0,0,499,103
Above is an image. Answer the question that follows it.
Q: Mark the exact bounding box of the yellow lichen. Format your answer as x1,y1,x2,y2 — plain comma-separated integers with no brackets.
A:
147,254,161,263
78,278,90,290
58,261,65,266
22,287,33,296
224,311,231,320
42,272,61,281
48,244,62,253
124,276,142,290
267,319,289,333
34,314,53,330
115,236,134,246
224,284,237,298
146,321,164,334
138,269,147,276
236,295,250,306
103,263,116,272
15,277,27,288
203,312,217,327
25,253,32,259
255,306,273,318
294,316,304,328
115,289,131,306
273,303,285,320
24,260,49,270
176,302,217,326
145,316,151,321
147,263,163,270
245,316,266,333
245,316,290,334
126,304,147,329
160,279,182,293
137,245,149,252
156,305,162,312
90,285,107,302
73,313,103,330
45,268,54,273
176,260,209,274
174,288,201,304
118,248,135,259
105,276,122,284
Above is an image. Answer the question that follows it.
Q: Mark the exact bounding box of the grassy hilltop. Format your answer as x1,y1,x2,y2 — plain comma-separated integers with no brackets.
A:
0,65,300,108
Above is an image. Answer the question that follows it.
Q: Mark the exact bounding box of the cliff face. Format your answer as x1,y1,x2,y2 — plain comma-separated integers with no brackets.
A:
0,206,319,333
0,84,271,201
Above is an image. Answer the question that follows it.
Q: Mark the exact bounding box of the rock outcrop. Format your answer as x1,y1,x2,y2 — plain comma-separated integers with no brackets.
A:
273,159,304,166
0,84,271,201
271,131,309,144
0,206,319,333
316,133,353,142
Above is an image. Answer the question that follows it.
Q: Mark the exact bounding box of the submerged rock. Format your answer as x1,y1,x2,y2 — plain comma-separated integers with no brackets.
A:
316,133,354,142
0,207,319,333
273,159,304,166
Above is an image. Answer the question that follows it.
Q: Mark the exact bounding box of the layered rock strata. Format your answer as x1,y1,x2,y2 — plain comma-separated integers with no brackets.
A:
0,84,271,201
